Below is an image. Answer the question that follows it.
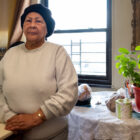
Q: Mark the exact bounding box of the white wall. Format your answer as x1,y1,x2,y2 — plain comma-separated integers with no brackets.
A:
112,0,133,89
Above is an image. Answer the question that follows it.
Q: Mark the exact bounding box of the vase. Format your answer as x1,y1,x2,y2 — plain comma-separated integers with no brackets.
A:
133,85,140,112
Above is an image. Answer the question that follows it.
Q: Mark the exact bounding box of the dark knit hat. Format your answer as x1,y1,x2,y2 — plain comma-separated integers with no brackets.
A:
21,4,55,38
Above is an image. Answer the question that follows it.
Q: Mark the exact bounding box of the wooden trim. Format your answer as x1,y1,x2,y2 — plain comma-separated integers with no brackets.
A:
131,0,140,50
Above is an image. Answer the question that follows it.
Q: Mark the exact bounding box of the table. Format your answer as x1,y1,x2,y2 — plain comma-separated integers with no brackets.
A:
68,91,140,140
0,123,13,140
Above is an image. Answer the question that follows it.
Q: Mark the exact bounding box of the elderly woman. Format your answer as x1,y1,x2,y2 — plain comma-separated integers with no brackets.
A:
0,4,78,140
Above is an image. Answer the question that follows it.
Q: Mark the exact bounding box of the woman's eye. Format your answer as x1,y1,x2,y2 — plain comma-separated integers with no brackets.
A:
36,20,42,23
25,19,31,22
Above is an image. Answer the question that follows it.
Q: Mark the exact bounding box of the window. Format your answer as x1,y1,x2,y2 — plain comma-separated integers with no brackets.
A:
41,0,112,87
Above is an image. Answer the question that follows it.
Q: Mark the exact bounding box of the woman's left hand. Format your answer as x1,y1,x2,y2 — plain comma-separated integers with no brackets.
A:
5,111,44,131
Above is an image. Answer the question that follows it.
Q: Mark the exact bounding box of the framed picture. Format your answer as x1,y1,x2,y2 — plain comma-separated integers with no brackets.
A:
131,0,140,50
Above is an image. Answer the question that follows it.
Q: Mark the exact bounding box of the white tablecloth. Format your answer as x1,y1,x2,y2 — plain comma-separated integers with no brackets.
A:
68,92,140,140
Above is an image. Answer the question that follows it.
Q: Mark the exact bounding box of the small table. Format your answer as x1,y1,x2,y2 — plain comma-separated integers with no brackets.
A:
68,91,140,140
0,123,13,140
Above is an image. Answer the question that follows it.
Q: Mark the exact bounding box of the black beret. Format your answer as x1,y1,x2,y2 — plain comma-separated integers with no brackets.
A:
21,4,55,38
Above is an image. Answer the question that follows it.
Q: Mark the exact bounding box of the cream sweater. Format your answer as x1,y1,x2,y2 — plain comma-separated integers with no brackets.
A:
0,41,78,139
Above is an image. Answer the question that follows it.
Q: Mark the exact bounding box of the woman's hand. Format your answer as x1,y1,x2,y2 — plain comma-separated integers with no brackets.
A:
5,109,45,131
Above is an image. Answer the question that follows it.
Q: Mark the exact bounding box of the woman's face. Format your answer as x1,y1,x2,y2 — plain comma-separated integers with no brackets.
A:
23,12,47,43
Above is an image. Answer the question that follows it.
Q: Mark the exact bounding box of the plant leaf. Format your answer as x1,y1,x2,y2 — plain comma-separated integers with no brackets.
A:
115,55,121,60
119,48,129,54
135,46,140,51
116,62,120,69
138,62,140,69
131,51,136,54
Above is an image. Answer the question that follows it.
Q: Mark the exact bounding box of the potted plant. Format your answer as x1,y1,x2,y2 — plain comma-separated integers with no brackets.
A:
115,46,140,111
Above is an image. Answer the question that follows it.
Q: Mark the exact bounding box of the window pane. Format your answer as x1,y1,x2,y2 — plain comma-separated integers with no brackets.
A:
73,63,80,72
72,45,80,53
81,43,106,52
81,53,106,63
72,54,80,62
49,0,107,29
48,32,106,44
48,32,106,76
81,63,106,75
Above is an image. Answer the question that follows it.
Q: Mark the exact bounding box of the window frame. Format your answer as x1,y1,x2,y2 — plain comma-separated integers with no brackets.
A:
41,0,112,87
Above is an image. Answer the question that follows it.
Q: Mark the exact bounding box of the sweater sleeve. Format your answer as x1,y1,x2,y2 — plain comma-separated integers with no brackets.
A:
40,46,78,120
0,59,16,122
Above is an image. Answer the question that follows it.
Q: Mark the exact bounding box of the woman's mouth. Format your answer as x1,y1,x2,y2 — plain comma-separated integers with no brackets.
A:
28,32,38,35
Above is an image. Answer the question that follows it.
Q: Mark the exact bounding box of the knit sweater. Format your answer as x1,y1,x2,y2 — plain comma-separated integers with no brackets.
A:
0,41,78,139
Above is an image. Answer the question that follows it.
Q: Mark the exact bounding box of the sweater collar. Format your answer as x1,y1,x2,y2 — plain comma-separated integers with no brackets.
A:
22,41,46,52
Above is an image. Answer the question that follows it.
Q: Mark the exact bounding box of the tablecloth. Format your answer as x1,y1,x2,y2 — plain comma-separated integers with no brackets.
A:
68,92,140,140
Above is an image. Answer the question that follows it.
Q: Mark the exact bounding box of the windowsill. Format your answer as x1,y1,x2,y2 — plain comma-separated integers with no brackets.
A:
91,87,117,92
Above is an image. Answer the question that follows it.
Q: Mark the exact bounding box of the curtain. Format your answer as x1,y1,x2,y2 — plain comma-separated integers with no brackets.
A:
8,0,31,48
0,0,9,48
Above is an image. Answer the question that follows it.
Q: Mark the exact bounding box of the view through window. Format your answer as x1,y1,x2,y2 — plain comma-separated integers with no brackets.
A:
42,0,112,87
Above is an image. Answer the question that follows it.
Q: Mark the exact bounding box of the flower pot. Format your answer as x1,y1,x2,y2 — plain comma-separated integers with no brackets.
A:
133,85,140,112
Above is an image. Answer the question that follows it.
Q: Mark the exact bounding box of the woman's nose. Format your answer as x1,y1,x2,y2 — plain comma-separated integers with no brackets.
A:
30,21,36,27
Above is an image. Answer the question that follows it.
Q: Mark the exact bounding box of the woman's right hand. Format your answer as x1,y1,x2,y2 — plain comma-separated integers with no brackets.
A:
5,109,45,131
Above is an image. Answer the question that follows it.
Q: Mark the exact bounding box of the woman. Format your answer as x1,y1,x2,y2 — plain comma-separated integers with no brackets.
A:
0,4,78,140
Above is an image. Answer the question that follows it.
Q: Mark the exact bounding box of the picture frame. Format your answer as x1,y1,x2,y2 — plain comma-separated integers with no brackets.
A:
131,0,140,50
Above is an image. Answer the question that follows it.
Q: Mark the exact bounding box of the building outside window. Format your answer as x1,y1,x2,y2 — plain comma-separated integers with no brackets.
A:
41,0,112,87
